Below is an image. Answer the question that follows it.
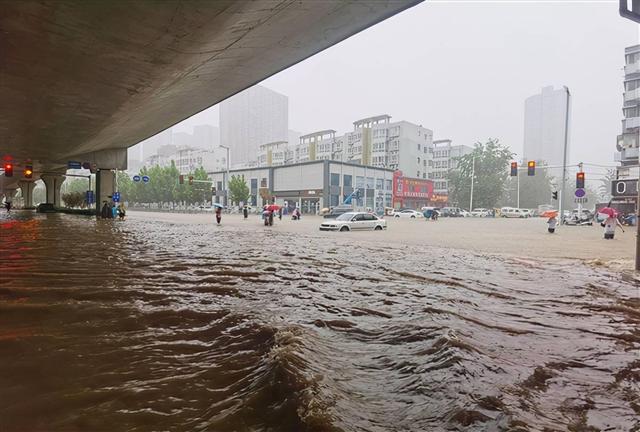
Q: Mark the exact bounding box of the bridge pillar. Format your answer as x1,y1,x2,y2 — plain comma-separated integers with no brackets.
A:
95,169,116,214
18,181,36,209
41,174,66,207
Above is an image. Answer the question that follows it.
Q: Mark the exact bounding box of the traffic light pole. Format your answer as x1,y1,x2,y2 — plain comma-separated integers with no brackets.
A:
516,167,520,209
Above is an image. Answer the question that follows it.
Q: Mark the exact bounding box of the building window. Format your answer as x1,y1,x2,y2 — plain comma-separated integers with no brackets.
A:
217,181,223,191
356,176,364,188
330,173,340,186
261,178,267,188
344,174,352,187
376,178,384,190
366,177,374,188
385,179,392,191
251,178,258,190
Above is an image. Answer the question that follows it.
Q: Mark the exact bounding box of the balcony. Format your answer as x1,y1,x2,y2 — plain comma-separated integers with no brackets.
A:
622,147,639,161
626,62,640,75
623,117,640,130
624,88,640,102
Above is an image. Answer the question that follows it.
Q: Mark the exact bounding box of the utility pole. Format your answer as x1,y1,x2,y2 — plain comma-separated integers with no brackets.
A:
559,86,571,226
469,155,476,211
636,127,640,271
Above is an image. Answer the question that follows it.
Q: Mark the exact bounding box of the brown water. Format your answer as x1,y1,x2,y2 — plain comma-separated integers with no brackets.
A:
1,212,638,432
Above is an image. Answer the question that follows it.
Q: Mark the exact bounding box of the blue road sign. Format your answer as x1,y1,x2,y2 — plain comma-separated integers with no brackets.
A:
82,162,91,170
142,175,150,183
67,161,81,169
113,192,120,202
575,188,586,198
133,175,141,182
86,190,94,204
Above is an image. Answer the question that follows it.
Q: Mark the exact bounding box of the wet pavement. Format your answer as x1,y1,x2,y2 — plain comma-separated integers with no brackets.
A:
0,211,638,431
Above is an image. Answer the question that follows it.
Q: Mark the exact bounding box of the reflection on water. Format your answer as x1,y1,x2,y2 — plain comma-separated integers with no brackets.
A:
0,212,638,431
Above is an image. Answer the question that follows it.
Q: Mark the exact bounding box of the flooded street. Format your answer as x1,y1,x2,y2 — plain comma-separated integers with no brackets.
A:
1,211,638,431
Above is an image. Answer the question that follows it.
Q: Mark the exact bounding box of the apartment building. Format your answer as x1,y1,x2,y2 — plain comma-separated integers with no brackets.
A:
428,139,473,198
613,45,640,212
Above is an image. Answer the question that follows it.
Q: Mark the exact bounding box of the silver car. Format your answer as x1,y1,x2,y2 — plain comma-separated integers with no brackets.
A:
319,212,387,232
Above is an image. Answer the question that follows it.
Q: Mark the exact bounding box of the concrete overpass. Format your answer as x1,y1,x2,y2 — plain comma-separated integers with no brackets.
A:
0,0,420,210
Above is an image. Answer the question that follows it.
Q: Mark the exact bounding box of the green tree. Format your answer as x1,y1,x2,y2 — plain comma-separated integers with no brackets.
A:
598,169,616,203
447,138,513,210
228,175,250,205
62,191,86,208
190,166,211,205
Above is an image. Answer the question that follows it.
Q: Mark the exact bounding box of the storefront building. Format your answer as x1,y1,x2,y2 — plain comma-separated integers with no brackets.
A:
209,160,393,214
392,170,434,209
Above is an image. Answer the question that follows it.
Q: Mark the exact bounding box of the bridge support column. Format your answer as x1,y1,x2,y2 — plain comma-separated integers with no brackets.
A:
95,169,116,214
41,174,66,207
18,181,36,209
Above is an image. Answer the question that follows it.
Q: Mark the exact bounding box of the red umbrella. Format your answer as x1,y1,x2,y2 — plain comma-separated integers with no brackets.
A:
598,207,618,218
541,210,558,218
266,204,281,212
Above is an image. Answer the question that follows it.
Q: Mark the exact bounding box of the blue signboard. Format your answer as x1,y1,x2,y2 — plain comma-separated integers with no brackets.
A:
67,161,82,169
113,192,120,203
133,175,141,182
86,190,94,204
575,188,586,198
142,175,150,183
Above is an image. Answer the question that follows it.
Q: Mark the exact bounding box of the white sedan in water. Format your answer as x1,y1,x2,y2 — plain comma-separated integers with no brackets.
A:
393,209,423,219
319,212,387,232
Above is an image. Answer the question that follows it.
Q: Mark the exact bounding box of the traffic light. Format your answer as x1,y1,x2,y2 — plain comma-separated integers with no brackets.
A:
510,162,518,176
188,176,194,185
3,163,13,177
527,161,535,176
24,164,33,179
576,172,585,189
552,191,558,200
179,175,184,185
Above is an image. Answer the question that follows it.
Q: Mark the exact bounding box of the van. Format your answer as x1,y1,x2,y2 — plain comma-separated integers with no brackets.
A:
501,207,526,218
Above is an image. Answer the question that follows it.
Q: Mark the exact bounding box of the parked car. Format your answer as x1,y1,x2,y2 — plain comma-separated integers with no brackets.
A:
520,209,533,218
393,209,423,218
563,209,594,226
459,209,472,217
440,207,463,217
319,212,387,231
501,207,527,218
323,205,354,219
471,208,490,217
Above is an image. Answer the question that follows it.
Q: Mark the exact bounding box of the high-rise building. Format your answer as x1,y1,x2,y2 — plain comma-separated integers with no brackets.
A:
220,85,288,166
523,86,571,169
613,45,640,212
429,139,473,198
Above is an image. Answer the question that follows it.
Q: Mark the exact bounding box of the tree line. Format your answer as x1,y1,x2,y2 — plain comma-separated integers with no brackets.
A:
117,162,211,205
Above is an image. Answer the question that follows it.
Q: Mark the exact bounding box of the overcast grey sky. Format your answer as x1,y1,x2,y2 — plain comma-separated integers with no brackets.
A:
173,0,638,170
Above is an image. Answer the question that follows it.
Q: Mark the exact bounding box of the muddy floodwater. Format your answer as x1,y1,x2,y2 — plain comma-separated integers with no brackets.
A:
1,212,638,431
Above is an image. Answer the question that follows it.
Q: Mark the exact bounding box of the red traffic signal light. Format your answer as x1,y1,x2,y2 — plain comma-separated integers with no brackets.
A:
576,172,585,189
527,160,535,176
3,163,13,177
179,175,184,185
510,162,518,176
24,164,33,179
188,176,194,185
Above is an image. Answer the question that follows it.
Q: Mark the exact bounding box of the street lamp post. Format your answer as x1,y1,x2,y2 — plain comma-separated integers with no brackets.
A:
219,145,230,207
469,155,476,212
